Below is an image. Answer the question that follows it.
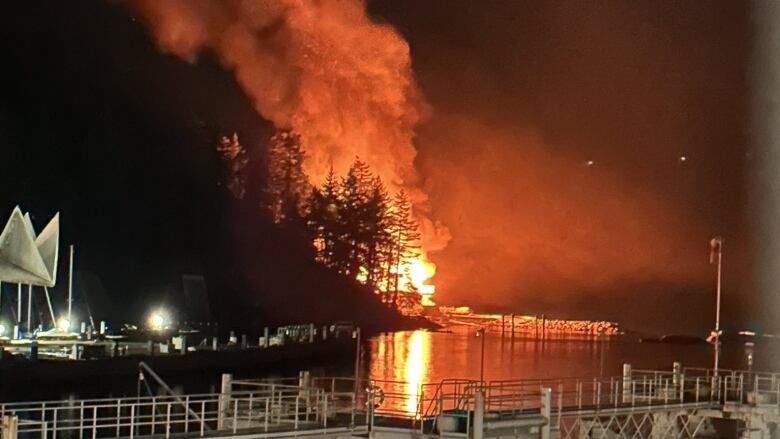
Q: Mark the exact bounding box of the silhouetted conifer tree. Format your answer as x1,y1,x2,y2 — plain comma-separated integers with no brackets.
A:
307,166,343,268
387,190,420,307
216,133,248,199
267,130,310,223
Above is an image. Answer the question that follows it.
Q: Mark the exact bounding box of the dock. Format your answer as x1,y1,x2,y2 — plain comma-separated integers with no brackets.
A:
1,363,779,438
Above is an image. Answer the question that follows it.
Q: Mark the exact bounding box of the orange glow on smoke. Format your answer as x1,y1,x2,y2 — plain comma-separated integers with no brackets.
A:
132,0,450,304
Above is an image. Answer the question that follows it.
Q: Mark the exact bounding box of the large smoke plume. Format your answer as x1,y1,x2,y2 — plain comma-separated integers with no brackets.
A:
132,0,449,255
419,114,714,316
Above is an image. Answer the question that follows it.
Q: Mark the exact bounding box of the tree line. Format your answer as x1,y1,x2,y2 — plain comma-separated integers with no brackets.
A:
264,130,423,311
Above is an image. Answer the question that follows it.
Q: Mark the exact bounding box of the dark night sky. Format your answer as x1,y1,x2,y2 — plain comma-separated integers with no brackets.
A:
0,1,755,334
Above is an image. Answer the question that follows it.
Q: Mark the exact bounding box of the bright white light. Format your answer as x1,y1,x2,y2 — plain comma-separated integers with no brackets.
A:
586,160,595,167
148,310,167,331
679,156,687,163
58,318,71,331
0,324,6,336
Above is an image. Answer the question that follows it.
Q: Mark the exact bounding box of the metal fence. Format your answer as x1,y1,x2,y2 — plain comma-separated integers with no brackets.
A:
3,365,780,439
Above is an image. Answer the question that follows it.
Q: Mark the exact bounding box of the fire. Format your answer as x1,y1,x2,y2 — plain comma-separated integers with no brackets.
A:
133,0,450,305
355,255,436,304
405,257,436,296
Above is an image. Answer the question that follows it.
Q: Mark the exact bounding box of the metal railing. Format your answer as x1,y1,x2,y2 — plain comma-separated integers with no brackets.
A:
0,385,361,439
2,391,237,439
4,365,780,439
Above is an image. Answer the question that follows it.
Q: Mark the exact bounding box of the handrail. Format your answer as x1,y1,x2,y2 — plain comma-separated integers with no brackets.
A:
4,366,780,439
138,361,210,431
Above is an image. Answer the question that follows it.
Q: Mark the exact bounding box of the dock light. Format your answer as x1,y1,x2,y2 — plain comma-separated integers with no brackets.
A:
0,323,6,336
58,317,71,332
148,310,168,331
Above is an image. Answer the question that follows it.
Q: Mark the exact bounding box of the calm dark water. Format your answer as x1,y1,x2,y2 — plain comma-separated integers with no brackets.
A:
366,327,780,384
365,327,780,415
9,326,780,404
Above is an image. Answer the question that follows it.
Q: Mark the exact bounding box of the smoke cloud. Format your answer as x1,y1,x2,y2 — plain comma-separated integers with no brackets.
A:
132,0,449,253
419,114,714,317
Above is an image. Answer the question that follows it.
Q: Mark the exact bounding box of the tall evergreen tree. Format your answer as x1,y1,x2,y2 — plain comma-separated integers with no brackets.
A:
216,133,248,199
267,129,310,223
293,155,425,311
363,177,392,288
387,190,421,307
307,166,343,268
338,158,376,279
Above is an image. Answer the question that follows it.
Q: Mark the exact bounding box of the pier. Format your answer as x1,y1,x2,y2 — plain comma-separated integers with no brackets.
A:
0,324,358,402
2,364,780,439
432,309,619,338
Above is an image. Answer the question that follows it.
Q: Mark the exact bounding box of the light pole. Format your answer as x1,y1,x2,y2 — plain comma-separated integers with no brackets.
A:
477,327,486,383
710,236,724,374
353,327,361,401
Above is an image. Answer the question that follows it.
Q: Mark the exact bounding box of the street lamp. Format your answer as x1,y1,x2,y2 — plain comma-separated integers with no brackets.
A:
57,317,71,332
476,327,486,383
709,236,724,373
147,309,168,331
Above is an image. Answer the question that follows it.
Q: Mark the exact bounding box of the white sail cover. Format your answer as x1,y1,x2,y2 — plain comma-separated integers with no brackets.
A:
0,207,59,286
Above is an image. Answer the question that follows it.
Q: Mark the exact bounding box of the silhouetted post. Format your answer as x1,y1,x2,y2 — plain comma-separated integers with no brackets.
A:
541,387,552,439
510,314,515,338
477,328,486,383
673,362,683,398
241,334,247,349
534,314,539,339
501,315,505,336
622,363,632,403
218,373,232,430
309,324,315,343
2,415,18,439
16,284,21,332
710,237,724,375
68,245,74,323
353,327,361,402
473,390,485,439
263,327,270,347
26,285,32,333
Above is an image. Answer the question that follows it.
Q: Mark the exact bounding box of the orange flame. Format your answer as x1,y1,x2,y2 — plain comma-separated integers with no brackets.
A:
404,256,436,297
133,0,450,301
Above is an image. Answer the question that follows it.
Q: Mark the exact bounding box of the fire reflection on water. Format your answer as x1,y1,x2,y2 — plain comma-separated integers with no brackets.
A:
370,330,431,416
404,331,429,414
367,327,732,417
